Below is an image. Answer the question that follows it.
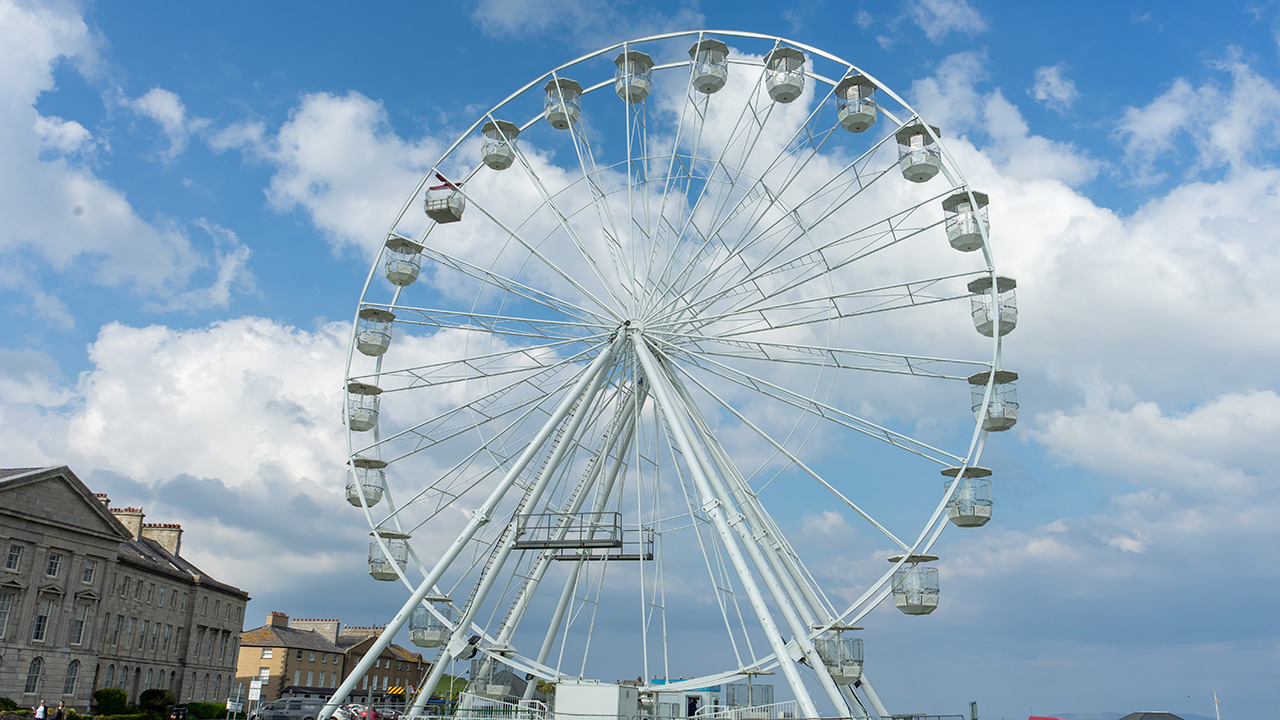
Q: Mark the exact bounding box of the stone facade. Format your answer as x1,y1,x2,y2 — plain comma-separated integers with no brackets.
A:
0,466,249,711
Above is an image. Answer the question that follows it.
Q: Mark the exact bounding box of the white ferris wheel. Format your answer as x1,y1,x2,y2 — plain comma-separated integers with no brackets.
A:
333,30,1018,720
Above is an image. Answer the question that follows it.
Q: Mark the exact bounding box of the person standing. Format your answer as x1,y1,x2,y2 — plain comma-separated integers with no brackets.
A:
34,701,47,720
53,701,66,720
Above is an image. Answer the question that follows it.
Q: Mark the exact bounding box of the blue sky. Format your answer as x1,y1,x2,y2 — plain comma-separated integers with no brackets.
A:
4,1,1280,718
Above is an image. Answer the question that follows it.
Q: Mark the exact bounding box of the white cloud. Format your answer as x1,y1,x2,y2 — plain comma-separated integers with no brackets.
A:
0,0,250,309
146,219,255,312
128,86,211,159
1030,63,1077,113
32,114,92,153
908,0,988,43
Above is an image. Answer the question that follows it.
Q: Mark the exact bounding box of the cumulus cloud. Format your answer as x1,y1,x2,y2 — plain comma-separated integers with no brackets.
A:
33,114,92,153
1030,63,1077,113
908,0,988,43
128,86,211,159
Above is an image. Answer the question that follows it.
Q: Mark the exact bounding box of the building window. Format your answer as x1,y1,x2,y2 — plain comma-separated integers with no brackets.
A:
127,618,136,648
105,665,115,688
158,587,166,606
361,675,368,690
133,580,142,600
138,620,149,649
202,674,209,701
145,668,153,689
258,667,269,681
45,552,62,578
147,583,155,603
70,605,89,645
5,544,22,571
296,650,303,661
150,623,159,650
120,576,129,597
163,625,171,653
0,591,12,640
214,676,221,700
214,600,220,617
171,591,177,609
82,559,98,584
200,597,208,615
175,627,182,652
112,615,123,645
194,629,203,656
260,648,272,659
181,593,187,611
293,669,301,685
307,671,313,686
31,599,53,642
320,653,326,663
25,657,43,693
309,652,316,662
219,634,228,661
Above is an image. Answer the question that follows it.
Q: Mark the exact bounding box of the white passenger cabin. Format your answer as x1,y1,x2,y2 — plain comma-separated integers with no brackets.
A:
356,307,394,357
942,190,990,252
764,47,805,103
345,381,381,432
890,555,939,615
615,50,654,103
835,74,877,133
424,178,465,223
967,275,1017,337
943,466,993,528
368,534,408,581
895,123,942,183
481,120,520,170
969,370,1019,432
688,38,729,94
814,631,863,684
383,235,423,287
345,456,386,508
544,77,583,129
409,601,451,648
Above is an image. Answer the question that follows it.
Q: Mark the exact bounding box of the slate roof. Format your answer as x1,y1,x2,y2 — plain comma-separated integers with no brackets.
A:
333,633,424,663
242,624,345,653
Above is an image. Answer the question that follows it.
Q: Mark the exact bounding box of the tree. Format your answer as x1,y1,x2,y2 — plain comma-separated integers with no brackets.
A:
94,688,128,716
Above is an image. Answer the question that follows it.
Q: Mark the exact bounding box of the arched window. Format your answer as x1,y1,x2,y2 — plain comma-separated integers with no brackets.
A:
25,657,43,694
213,676,221,700
169,671,176,691
120,665,129,688
202,673,209,701
145,668,153,690
64,660,80,696
105,665,115,688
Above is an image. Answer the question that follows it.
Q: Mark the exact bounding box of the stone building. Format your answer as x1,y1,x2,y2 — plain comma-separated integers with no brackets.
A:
0,466,249,711
234,614,427,706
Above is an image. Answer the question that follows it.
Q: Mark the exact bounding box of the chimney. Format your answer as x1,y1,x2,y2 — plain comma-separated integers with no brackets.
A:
288,619,341,644
268,612,290,628
342,626,385,639
111,507,145,540
94,493,110,508
141,523,183,556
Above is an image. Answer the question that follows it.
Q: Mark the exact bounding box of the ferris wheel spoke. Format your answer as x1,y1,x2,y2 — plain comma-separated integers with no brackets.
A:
669,334,989,380
415,244,615,327
376,305,609,343
655,337,963,465
351,336,593,391
459,167,627,318
672,361,913,555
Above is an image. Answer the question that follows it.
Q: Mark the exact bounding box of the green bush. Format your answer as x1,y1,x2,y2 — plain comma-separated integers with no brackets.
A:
180,703,226,720
139,690,176,718
95,689,129,717
0,698,20,712
64,709,82,720
102,715,147,720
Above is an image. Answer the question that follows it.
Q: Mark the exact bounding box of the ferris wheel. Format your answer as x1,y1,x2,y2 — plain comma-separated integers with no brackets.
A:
332,30,1018,720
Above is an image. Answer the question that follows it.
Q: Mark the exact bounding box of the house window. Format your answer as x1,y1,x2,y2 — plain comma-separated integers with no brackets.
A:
111,615,123,644
158,587,166,606
5,544,22,571
201,597,208,615
145,668,153,689
261,648,272,659
0,592,12,640
133,580,142,600
258,667,269,681
220,634,228,661
25,657,43,693
127,617,136,647
296,650,303,661
105,665,115,687
147,583,154,603
70,605,89,645
175,627,183,653
31,599,53,642
293,669,301,685
45,552,62,578
150,623,159,650
309,652,316,662
82,559,97,584
320,653,327,663
138,620,149,649
120,576,129,597
214,676,221,700
163,625,171,653
307,671,313,686
194,629,203,656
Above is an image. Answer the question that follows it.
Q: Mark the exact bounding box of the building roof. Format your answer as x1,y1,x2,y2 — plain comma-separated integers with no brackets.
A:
242,624,346,653
334,633,424,663
1118,713,1185,720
